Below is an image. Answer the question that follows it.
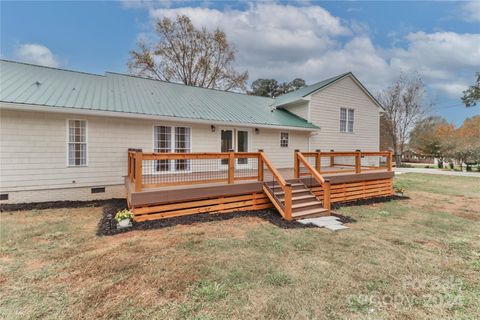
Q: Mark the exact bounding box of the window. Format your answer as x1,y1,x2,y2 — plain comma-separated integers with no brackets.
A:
175,127,191,170
154,126,172,171
280,132,289,148
68,120,87,166
340,108,354,133
154,126,191,171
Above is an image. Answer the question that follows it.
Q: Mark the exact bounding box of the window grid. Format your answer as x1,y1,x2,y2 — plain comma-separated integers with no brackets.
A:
340,108,354,133
68,120,87,166
175,127,191,170
154,126,191,172
154,126,172,171
348,109,354,133
280,132,289,148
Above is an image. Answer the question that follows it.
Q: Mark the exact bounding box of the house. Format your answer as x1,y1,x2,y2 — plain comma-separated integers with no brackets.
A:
0,60,390,219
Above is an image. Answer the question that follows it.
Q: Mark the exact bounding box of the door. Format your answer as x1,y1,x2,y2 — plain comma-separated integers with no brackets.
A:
237,130,249,165
221,129,233,165
220,128,250,166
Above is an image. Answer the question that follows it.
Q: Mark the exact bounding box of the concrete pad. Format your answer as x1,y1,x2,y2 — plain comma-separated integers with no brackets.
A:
325,224,349,231
298,216,348,231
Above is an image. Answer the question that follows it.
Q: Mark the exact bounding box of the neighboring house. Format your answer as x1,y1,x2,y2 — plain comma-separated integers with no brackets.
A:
0,60,382,204
401,148,435,164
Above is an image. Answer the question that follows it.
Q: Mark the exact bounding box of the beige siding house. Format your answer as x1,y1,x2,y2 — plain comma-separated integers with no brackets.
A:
0,60,382,204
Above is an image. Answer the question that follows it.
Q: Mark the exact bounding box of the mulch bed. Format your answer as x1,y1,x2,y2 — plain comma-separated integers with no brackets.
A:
0,199,126,212
331,195,408,210
2,195,403,236
97,204,337,236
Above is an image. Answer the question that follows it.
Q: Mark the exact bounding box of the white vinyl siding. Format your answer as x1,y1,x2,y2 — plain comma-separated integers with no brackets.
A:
68,120,87,166
308,75,380,152
0,109,310,196
340,108,354,133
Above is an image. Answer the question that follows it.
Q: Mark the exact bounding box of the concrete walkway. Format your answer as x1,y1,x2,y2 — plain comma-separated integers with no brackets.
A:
298,216,348,231
394,167,480,177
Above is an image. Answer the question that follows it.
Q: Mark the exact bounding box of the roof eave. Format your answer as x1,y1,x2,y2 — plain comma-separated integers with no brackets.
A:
0,102,319,131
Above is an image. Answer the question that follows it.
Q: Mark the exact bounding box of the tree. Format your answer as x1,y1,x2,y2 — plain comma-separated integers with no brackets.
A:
461,72,480,107
128,15,248,91
450,116,480,170
377,73,428,166
249,78,307,97
409,116,454,167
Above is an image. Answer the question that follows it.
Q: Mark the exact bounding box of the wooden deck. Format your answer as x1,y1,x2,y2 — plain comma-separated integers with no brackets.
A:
126,150,394,222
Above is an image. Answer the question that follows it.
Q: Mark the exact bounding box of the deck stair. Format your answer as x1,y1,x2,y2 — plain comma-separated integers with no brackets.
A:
264,178,329,219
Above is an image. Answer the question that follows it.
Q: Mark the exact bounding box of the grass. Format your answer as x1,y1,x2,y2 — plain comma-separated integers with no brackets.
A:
1,173,479,319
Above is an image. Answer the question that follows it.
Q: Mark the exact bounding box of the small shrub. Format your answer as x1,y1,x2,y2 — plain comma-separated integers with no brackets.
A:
114,209,133,222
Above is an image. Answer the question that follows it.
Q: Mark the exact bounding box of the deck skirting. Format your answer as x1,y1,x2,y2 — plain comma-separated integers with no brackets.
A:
132,192,273,222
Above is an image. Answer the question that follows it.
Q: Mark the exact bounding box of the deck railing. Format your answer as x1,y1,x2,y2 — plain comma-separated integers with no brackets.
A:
128,150,264,192
295,150,393,175
259,151,293,220
294,151,331,211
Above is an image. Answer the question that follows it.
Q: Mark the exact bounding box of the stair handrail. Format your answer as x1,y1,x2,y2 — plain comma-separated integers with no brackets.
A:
259,151,293,220
295,151,331,212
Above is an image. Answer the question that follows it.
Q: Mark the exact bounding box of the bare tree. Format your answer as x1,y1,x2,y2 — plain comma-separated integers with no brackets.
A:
377,73,428,166
128,15,248,91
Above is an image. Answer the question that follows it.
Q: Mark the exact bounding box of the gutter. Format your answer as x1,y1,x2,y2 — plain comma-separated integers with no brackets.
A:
0,102,318,132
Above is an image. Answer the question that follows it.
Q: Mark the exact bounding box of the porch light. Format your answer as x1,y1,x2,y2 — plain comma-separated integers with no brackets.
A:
255,128,259,134
211,125,216,132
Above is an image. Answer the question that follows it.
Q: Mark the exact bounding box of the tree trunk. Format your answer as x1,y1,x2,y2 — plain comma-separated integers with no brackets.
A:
395,154,402,167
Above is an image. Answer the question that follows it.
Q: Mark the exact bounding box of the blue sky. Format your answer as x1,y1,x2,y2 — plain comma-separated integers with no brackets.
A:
1,1,479,126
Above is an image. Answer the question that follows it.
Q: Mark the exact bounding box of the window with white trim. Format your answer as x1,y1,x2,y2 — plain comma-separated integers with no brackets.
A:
154,126,172,171
280,132,289,148
175,127,191,170
154,126,191,171
340,108,354,133
68,120,87,166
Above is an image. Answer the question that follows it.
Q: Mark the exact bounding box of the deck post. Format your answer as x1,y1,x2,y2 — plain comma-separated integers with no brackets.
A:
355,149,361,173
228,150,235,184
315,149,321,172
323,179,331,214
387,151,393,171
284,183,293,220
294,149,300,178
330,149,335,167
257,149,264,181
134,151,143,192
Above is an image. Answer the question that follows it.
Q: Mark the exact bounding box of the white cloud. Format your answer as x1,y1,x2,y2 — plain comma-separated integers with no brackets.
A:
15,43,60,67
461,0,480,22
137,3,480,99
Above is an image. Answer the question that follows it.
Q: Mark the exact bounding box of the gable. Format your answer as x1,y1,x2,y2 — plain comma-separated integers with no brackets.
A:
310,75,380,111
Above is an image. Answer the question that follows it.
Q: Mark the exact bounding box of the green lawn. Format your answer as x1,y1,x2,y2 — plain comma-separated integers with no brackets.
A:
1,173,479,319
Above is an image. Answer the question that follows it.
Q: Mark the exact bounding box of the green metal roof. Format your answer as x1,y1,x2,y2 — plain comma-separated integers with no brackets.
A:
0,60,318,129
272,73,350,107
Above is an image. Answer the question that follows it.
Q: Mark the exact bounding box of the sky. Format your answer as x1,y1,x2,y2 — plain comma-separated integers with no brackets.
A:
1,0,479,126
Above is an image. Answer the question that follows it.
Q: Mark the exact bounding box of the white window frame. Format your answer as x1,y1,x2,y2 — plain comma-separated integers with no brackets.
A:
340,108,354,133
152,125,192,173
280,132,289,148
66,119,88,167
